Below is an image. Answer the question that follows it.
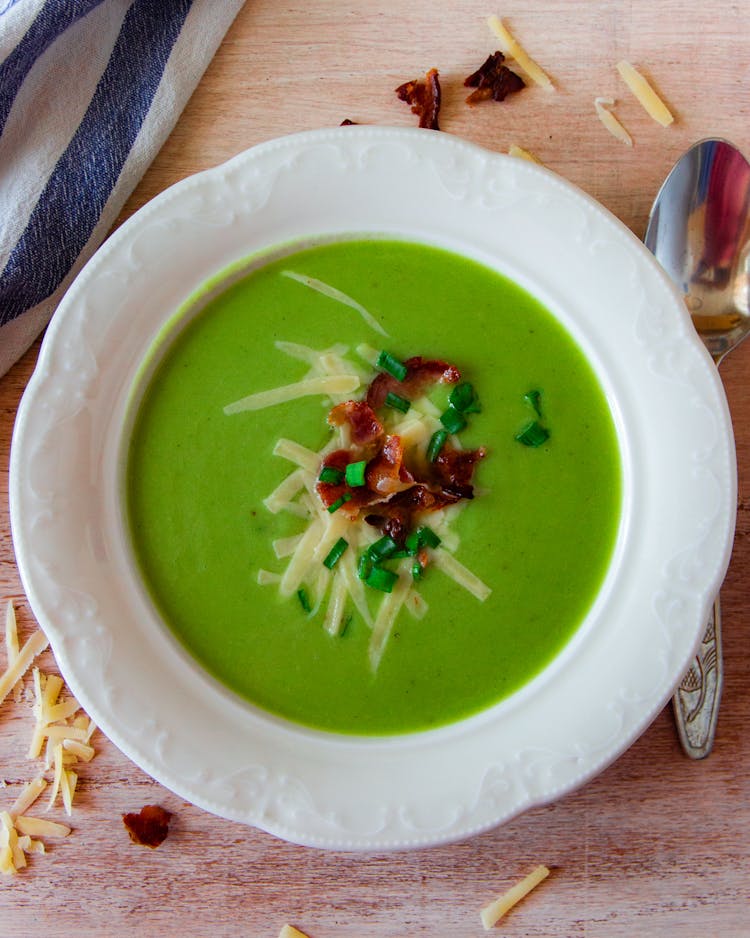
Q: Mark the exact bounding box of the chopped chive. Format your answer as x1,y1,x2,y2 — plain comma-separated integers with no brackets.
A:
344,460,367,487
390,549,411,559
440,406,467,434
297,588,312,613
385,391,411,413
515,420,550,447
367,535,399,563
411,560,423,581
404,526,441,554
404,529,420,555
376,350,408,382
419,526,441,549
323,537,348,569
427,429,448,463
327,492,353,513
319,466,344,485
365,566,398,593
449,382,481,414
524,389,543,417
357,552,372,580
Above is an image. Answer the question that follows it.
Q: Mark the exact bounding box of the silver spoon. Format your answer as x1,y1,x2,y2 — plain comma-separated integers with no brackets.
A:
644,138,750,758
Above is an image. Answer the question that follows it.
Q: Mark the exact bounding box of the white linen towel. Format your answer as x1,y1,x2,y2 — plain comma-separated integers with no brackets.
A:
0,0,244,377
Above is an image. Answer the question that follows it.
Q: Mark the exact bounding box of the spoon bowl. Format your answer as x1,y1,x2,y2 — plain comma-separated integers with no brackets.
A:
644,137,749,757
645,138,750,364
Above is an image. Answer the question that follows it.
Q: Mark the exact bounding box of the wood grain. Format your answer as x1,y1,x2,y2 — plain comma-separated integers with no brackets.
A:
2,2,749,935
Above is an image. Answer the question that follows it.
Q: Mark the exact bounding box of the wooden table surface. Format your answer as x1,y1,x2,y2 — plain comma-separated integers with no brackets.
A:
2,2,749,935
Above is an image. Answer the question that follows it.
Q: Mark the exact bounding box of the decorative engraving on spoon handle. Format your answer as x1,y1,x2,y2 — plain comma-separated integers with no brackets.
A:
672,598,723,759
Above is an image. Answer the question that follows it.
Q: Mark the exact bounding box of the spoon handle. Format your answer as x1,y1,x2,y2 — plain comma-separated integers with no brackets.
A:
672,597,723,758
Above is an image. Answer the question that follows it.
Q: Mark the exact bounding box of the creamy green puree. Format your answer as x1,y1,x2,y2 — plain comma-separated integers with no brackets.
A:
126,239,621,735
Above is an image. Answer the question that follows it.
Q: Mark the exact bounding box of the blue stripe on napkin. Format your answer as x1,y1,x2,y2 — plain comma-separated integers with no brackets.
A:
0,0,106,135
0,0,193,328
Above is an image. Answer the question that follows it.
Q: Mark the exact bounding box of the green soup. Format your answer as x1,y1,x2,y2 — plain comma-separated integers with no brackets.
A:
126,239,621,735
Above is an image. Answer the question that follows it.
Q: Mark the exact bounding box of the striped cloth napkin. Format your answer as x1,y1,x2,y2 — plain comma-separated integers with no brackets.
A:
0,0,244,378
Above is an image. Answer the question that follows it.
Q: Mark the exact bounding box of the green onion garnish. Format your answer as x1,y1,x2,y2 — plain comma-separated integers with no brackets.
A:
376,350,408,382
524,389,543,417
365,566,398,593
405,529,420,555
327,492,353,513
319,466,344,484
449,382,481,414
385,391,410,413
440,406,467,434
419,526,441,549
344,460,367,487
405,526,441,554
367,535,399,563
427,429,448,463
515,420,550,447
357,552,372,580
411,560,423,581
323,537,348,570
297,588,312,613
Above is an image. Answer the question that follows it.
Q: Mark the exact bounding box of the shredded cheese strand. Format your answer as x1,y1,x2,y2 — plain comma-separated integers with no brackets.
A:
273,438,321,474
224,374,360,415
368,563,412,671
616,60,674,126
9,777,47,820
508,144,543,164
487,16,554,90
594,97,633,146
281,270,389,337
431,549,492,602
481,865,550,929
0,629,48,706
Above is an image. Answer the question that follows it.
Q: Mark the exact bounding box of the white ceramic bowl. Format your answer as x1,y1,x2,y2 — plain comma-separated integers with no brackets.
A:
9,127,736,849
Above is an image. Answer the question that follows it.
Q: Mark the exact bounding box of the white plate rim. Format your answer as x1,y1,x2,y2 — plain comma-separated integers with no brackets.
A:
9,126,736,850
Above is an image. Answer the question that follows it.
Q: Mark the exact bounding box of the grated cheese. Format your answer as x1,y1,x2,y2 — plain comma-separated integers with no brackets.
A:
272,534,303,560
278,927,310,938
275,340,349,364
368,562,412,671
480,865,550,929
355,342,380,367
273,438,322,474
14,816,70,838
616,60,674,126
508,144,543,164
281,270,389,337
9,776,47,819
323,569,348,636
0,627,49,706
257,569,282,586
263,468,308,514
431,548,492,602
594,97,633,146
224,374,360,415
487,16,554,90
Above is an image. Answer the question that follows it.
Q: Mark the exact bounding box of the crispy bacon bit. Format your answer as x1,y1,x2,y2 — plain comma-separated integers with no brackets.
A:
432,445,487,499
122,805,172,848
367,357,460,410
464,51,525,105
395,68,442,130
366,435,414,496
328,400,383,446
318,354,484,539
340,118,357,125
